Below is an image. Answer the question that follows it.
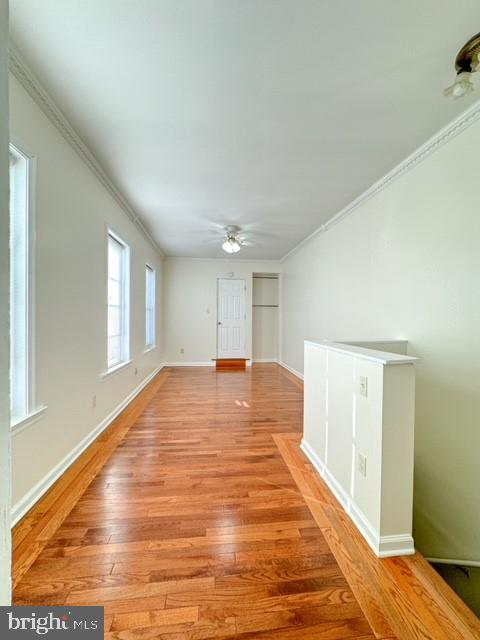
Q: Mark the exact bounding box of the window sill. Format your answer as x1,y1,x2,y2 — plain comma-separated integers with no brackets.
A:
11,405,48,436
100,359,133,380
144,345,157,354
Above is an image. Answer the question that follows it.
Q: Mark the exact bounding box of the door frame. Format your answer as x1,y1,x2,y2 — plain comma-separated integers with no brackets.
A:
0,0,12,604
216,278,246,358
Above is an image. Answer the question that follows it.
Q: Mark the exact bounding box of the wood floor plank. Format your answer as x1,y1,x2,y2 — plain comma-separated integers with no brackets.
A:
65,576,215,606
110,605,199,633
12,368,171,586
274,430,480,640
13,364,480,639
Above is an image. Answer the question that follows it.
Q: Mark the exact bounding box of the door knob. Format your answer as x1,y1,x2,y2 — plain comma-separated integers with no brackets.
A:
217,321,222,325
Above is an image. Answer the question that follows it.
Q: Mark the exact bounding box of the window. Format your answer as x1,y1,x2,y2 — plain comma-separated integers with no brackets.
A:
145,265,156,348
10,144,34,426
107,231,130,370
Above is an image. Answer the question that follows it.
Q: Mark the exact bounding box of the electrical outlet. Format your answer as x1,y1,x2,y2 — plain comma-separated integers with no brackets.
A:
358,452,367,477
180,348,185,354
92,395,97,408
134,367,138,376
359,375,368,397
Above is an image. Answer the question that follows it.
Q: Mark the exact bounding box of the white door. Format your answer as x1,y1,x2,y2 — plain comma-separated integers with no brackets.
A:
217,278,246,359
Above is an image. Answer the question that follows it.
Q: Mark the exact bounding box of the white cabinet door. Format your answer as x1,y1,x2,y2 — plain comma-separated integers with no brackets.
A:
217,279,246,358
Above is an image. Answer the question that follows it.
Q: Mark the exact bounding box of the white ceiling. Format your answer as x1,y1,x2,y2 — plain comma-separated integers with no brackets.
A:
9,0,480,259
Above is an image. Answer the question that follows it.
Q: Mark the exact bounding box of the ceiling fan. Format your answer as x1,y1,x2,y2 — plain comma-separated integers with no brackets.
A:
196,220,280,253
221,225,251,254
197,224,255,253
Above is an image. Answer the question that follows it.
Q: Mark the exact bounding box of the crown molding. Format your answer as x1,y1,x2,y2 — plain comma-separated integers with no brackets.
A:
282,97,480,262
165,256,282,264
8,44,164,257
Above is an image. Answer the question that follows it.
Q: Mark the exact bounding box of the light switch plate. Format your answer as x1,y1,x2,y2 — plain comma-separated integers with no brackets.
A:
358,452,367,477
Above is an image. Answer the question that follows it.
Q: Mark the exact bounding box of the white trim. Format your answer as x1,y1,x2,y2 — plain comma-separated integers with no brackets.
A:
106,227,131,371
301,438,415,558
164,361,252,367
26,147,37,416
166,257,283,264
100,359,133,380
304,339,418,366
10,405,48,436
378,534,416,557
145,263,156,350
164,361,215,367
277,273,283,363
9,141,40,427
8,44,164,258
336,339,409,353
282,98,480,262
336,339,408,346
426,557,480,569
252,358,278,363
11,365,163,526
144,345,157,354
279,360,304,381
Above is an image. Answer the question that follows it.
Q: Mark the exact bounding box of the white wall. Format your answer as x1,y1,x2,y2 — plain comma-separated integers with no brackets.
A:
252,275,279,361
9,74,164,517
281,112,480,566
164,259,281,364
0,0,12,605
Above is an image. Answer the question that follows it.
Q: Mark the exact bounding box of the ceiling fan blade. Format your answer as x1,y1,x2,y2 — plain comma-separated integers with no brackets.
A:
200,237,224,244
242,230,281,241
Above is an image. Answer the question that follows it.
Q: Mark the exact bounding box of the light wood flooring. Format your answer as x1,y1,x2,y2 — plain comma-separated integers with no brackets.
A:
13,364,480,639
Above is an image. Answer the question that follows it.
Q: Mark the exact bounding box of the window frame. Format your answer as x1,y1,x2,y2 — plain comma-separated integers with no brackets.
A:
9,141,40,431
106,228,131,374
145,263,156,350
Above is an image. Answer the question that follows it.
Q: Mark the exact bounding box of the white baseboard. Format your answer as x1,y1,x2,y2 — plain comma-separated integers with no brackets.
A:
279,360,304,380
11,365,164,526
378,533,415,557
164,361,255,367
301,439,414,558
252,358,278,363
164,361,215,367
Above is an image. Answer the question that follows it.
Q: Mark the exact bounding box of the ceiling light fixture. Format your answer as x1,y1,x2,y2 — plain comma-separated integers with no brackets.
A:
444,32,480,98
222,237,241,254
222,227,242,254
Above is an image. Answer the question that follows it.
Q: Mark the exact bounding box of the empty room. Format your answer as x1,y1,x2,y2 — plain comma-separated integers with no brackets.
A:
1,1,480,638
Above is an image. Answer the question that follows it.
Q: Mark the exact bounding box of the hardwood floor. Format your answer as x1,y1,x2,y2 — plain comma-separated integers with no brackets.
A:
13,364,480,639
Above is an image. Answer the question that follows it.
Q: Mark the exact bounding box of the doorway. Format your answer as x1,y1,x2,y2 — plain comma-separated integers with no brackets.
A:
217,278,246,359
252,273,279,362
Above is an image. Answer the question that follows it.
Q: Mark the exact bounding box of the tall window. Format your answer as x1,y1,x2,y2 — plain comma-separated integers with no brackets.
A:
107,231,130,370
10,144,33,426
145,265,156,348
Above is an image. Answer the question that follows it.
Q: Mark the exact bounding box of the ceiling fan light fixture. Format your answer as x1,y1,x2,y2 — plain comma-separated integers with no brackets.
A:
222,237,241,253
444,32,480,98
444,71,475,98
